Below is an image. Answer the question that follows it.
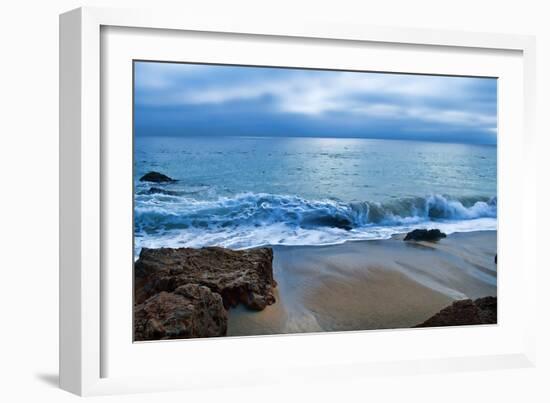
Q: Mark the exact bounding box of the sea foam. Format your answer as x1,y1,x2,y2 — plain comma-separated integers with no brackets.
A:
134,192,497,254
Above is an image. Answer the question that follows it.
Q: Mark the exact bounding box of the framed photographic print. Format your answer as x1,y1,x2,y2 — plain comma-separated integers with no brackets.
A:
132,61,499,340
60,7,537,396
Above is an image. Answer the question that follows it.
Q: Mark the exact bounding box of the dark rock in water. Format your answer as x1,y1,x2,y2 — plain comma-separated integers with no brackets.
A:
494,254,497,264
146,187,179,196
139,171,174,183
134,284,227,341
414,296,497,328
404,229,447,242
304,215,353,230
135,246,277,311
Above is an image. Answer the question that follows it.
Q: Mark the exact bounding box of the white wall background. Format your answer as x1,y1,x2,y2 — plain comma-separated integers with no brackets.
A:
0,0,548,401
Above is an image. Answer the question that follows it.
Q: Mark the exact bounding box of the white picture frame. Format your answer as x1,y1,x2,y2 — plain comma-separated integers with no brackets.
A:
59,6,537,396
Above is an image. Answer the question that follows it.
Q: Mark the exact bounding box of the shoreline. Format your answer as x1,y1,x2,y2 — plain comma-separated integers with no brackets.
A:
227,230,497,336
134,226,497,260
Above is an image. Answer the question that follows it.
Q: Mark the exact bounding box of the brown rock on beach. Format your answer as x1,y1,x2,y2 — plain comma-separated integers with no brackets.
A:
135,246,277,310
134,284,227,341
414,296,497,328
134,246,277,340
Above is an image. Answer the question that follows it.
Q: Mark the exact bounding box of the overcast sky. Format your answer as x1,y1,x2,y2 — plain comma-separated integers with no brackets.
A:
134,61,497,144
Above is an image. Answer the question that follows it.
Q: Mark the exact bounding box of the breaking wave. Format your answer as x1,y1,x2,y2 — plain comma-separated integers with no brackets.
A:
134,192,497,252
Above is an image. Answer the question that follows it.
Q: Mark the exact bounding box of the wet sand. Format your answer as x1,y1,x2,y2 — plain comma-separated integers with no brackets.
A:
227,230,497,336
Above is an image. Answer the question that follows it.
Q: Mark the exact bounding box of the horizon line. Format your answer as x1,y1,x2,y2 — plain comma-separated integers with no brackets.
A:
134,133,497,146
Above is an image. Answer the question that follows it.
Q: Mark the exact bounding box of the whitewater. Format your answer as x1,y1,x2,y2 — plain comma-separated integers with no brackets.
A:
134,136,497,256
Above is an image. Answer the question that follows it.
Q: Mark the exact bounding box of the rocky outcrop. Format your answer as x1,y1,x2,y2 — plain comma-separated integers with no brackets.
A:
144,187,180,196
134,284,227,341
473,296,497,324
135,246,276,310
139,171,175,183
134,246,276,340
404,228,447,242
414,296,497,328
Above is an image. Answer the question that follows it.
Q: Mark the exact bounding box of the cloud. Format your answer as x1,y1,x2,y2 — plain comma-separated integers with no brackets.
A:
134,62,497,143
135,62,209,90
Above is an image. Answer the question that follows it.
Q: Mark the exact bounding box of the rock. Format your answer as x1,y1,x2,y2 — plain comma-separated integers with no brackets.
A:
404,228,447,242
303,214,353,230
414,296,497,327
474,296,497,324
415,299,481,327
134,247,277,340
145,187,180,196
134,284,227,341
135,246,277,311
494,254,497,264
139,171,175,183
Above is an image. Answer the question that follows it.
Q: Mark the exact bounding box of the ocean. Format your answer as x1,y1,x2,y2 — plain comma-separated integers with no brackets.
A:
134,136,497,256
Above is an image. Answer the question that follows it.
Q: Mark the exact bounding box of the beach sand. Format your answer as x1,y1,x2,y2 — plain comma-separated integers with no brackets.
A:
227,230,497,336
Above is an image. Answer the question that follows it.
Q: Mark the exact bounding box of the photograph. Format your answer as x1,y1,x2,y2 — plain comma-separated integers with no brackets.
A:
132,61,498,341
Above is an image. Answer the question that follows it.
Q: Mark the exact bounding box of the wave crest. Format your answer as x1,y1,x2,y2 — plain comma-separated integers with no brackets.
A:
135,192,497,235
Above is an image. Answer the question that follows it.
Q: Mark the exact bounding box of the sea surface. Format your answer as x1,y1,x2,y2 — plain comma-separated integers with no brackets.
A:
134,136,497,256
